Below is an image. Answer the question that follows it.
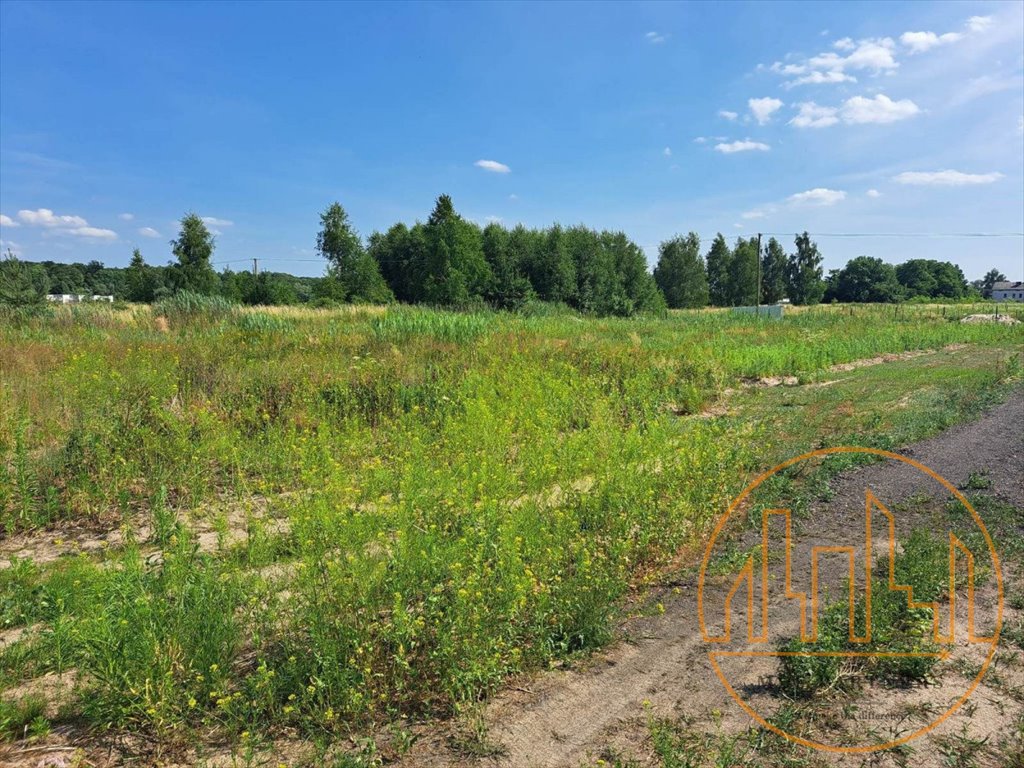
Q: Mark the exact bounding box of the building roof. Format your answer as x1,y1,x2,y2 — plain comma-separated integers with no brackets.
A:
992,281,1024,290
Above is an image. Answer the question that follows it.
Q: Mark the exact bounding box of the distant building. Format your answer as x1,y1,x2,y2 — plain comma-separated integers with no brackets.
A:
46,294,114,304
992,281,1024,302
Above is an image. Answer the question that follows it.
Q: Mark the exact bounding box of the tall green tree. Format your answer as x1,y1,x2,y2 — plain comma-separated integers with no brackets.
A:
730,237,759,306
0,249,47,306
368,223,424,303
896,259,966,299
829,256,903,303
418,195,492,306
169,213,218,294
760,237,788,304
705,234,732,306
125,248,160,302
786,232,825,305
894,259,938,298
607,231,665,315
654,233,708,308
526,224,576,305
316,202,393,303
978,268,1006,299
482,222,532,310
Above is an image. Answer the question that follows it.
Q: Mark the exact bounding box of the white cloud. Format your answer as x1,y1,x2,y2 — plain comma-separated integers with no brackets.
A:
893,170,1003,186
138,227,161,238
508,193,519,201
838,37,899,72
0,214,19,227
14,207,118,241
866,189,882,198
118,212,134,221
693,136,707,143
714,139,770,154
748,97,784,124
0,239,22,256
967,16,992,33
484,215,503,224
663,146,672,157
201,216,234,226
17,208,88,228
770,36,898,88
741,209,768,220
790,102,840,128
645,31,668,44
474,159,511,174
840,94,919,124
785,70,856,87
900,30,962,53
787,188,847,206
68,226,118,240
791,95,918,128
718,110,738,121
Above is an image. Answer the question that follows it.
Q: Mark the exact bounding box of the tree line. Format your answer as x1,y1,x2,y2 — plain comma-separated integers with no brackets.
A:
650,232,997,307
0,195,1012,312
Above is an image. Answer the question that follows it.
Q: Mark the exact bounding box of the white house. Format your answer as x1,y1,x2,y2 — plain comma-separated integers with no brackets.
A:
992,281,1024,302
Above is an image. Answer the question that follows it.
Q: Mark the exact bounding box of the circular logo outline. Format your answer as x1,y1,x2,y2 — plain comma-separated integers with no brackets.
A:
697,446,1004,754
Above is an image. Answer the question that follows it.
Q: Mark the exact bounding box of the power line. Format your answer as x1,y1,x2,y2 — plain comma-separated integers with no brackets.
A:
758,232,1024,238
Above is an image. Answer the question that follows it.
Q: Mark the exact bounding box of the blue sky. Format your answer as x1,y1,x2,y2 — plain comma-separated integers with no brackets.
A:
1,0,1022,279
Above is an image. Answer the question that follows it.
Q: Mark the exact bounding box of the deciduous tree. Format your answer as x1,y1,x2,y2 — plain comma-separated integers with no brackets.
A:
786,232,825,305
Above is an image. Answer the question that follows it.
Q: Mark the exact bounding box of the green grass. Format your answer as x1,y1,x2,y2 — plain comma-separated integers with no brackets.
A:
0,302,1020,754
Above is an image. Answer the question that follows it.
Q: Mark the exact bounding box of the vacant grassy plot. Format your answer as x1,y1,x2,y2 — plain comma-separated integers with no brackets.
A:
0,302,1021,761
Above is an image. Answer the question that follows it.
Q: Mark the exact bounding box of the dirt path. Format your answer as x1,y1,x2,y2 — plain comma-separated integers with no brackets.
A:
401,391,1024,767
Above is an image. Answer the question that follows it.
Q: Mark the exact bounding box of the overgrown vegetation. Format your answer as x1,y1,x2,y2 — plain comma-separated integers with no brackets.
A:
0,302,1020,757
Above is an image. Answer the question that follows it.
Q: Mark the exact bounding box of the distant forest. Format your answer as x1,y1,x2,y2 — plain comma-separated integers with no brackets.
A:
0,195,1009,314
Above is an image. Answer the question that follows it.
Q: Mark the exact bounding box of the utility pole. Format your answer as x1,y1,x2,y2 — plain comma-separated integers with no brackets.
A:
756,232,762,318
252,258,258,277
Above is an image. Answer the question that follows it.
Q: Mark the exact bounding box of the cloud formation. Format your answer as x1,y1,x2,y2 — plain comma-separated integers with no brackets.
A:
790,94,919,127
118,212,134,221
18,208,88,228
748,97,783,124
72,227,118,240
714,139,770,154
138,227,161,238
201,216,234,226
787,188,847,206
0,214,19,227
474,159,511,173
841,94,919,124
769,36,899,88
893,170,1003,186
718,110,738,120
866,189,882,198
790,102,840,128
967,16,992,33
13,208,117,240
645,31,668,44
900,30,962,53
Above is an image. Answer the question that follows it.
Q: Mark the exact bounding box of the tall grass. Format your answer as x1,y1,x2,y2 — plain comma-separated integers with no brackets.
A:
0,303,1020,747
